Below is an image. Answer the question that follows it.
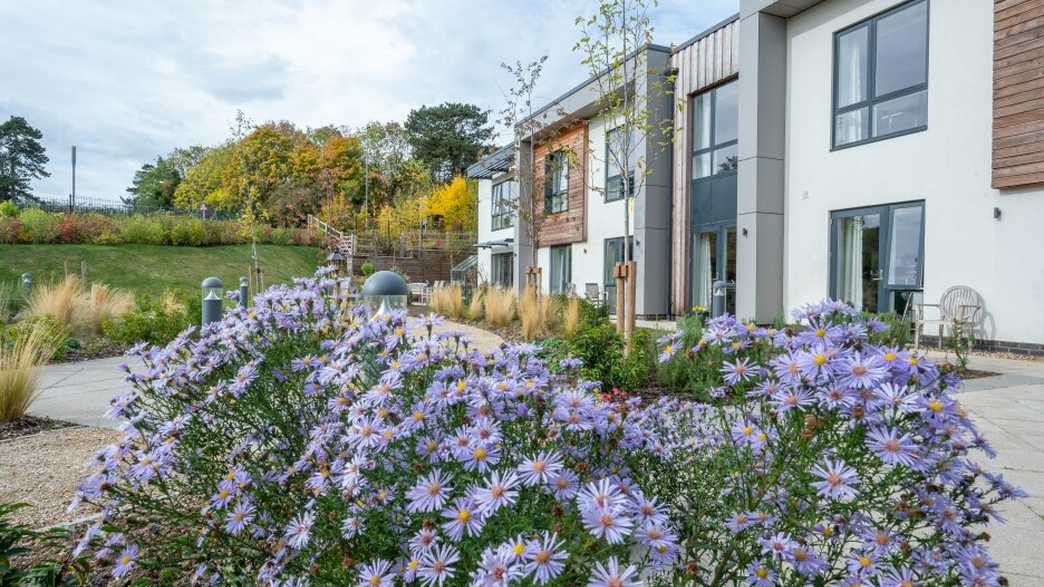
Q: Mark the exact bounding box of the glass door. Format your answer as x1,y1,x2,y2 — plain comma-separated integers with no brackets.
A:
830,202,923,313
690,224,736,316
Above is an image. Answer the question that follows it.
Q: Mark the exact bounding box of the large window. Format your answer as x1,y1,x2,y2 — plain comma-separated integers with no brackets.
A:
544,151,569,213
549,245,572,294
491,252,514,288
491,180,515,231
603,237,633,313
692,79,738,179
605,127,634,202
833,0,928,149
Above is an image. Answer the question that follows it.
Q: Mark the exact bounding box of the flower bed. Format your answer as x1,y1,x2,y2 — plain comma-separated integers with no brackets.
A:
68,274,1021,585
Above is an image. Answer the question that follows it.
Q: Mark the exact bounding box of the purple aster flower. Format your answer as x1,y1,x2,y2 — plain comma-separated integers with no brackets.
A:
524,531,567,584
112,543,138,579
474,470,520,515
223,498,255,535
461,442,501,473
878,566,917,587
839,353,888,389
866,426,919,467
548,469,579,502
846,550,879,576
788,544,828,577
441,497,483,541
587,556,641,587
721,357,759,385
471,548,523,586
418,544,459,587
796,346,835,380
811,458,860,501
771,387,815,413
409,527,438,555
578,478,627,513
581,505,634,544
284,511,315,550
406,470,453,513
357,559,394,587
761,533,795,561
746,561,776,587
517,451,563,486
726,511,754,533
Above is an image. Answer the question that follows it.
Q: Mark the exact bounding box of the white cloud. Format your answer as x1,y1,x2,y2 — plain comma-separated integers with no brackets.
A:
0,0,737,200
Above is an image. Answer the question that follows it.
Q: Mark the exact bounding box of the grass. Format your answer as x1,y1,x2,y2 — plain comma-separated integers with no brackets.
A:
0,321,56,422
431,285,464,319
563,296,580,337
482,288,515,328
466,289,484,321
519,286,552,340
0,244,321,301
82,282,135,335
26,275,80,327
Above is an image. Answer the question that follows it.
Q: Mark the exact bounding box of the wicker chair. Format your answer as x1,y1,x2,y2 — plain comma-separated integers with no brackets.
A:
913,285,984,350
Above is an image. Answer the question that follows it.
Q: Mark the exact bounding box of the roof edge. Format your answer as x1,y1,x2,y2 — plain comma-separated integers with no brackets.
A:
672,13,740,54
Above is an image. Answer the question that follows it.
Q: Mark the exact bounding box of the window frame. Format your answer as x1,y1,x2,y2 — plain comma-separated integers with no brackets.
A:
491,252,514,288
831,0,930,151
549,244,572,294
605,127,634,203
491,179,515,231
544,151,569,214
691,78,739,180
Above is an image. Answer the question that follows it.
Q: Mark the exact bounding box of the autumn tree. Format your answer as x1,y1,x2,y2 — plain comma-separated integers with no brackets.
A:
404,103,494,183
426,176,477,232
0,116,50,202
125,156,180,209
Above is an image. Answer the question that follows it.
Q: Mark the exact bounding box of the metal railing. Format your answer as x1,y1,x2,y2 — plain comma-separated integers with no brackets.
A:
16,195,234,218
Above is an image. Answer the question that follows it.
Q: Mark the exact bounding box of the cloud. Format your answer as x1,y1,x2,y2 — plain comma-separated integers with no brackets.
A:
0,0,737,200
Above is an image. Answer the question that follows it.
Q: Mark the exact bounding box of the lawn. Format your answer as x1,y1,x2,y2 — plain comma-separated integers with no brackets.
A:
0,244,321,300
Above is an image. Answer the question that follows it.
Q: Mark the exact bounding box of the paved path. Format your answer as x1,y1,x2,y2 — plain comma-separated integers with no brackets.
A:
30,320,504,430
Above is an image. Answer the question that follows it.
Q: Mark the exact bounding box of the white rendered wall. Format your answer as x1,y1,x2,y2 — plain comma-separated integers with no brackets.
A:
784,0,1044,344
475,175,515,285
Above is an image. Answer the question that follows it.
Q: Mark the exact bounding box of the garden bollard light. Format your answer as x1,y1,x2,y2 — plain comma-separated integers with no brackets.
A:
201,277,224,326
239,276,249,308
712,279,726,318
21,272,31,294
361,270,408,317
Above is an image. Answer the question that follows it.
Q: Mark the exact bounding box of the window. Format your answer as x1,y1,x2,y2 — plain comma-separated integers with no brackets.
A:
833,0,928,149
549,245,572,294
603,237,632,312
491,252,514,288
692,79,738,179
544,151,569,213
491,180,515,231
605,127,634,202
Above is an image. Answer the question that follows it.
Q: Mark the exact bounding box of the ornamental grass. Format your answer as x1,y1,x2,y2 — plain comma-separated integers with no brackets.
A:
69,269,1021,585
431,284,463,319
0,321,56,422
80,282,135,335
518,285,552,340
562,295,581,337
26,274,80,327
481,287,515,328
465,288,484,321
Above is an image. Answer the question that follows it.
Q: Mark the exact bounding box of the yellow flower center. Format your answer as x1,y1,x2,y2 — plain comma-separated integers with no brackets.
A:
473,447,487,460
859,555,872,568
742,426,753,436
813,354,827,366
815,328,826,337
928,399,944,413
884,352,897,361
513,542,526,556
755,566,768,579
457,509,471,522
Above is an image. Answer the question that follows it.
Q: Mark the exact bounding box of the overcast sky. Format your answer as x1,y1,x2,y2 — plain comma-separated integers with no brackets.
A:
1,0,737,201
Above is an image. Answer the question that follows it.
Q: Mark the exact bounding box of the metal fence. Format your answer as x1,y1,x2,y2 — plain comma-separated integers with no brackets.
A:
15,195,234,218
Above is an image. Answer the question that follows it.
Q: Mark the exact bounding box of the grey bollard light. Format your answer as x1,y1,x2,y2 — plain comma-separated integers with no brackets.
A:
201,277,224,326
239,276,249,308
712,279,726,318
21,272,31,294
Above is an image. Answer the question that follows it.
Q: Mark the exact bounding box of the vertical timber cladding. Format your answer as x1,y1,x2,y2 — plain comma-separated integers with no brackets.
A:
669,16,740,314
993,0,1044,188
534,121,588,247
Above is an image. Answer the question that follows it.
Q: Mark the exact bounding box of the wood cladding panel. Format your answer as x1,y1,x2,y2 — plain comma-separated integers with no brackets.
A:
994,1,1044,189
669,17,739,313
534,123,588,248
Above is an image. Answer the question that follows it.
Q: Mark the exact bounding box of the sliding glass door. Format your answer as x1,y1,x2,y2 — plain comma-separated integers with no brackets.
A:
830,201,923,313
603,237,631,314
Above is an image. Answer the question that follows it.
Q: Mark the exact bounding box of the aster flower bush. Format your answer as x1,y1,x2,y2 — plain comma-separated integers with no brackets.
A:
647,300,1023,586
69,269,680,584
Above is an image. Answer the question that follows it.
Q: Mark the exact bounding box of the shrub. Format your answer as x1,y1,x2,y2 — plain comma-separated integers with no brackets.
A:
613,327,655,391
0,320,58,422
71,283,677,584
2,314,70,361
567,321,624,389
168,216,206,246
0,282,12,324
482,287,514,328
119,215,166,245
0,200,17,218
17,208,60,243
0,502,87,583
101,294,195,347
0,217,20,244
360,261,375,277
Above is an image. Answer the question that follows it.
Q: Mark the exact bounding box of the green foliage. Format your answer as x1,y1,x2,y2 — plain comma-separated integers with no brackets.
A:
404,102,494,182
360,261,375,277
125,156,181,209
0,502,86,585
102,293,198,346
615,328,655,391
0,201,16,218
2,315,71,360
0,116,50,202
655,314,716,395
167,217,206,246
118,215,167,245
568,321,624,390
16,208,60,243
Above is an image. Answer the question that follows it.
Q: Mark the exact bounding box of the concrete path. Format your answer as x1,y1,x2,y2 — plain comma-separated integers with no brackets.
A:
29,320,504,430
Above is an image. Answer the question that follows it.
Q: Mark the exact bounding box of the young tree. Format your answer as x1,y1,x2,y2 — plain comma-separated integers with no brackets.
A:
404,103,494,183
499,57,548,293
575,0,665,338
0,116,50,202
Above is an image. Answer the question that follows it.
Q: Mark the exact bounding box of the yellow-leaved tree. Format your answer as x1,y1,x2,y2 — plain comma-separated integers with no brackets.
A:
426,176,476,232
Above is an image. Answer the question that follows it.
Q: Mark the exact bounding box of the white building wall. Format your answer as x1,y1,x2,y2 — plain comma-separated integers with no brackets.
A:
784,0,1044,345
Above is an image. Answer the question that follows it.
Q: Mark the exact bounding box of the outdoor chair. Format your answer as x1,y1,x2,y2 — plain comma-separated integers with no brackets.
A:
913,285,984,350
584,283,602,306
408,282,430,305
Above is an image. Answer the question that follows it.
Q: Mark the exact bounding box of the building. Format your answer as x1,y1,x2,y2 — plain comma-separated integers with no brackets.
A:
469,44,675,317
473,0,1044,352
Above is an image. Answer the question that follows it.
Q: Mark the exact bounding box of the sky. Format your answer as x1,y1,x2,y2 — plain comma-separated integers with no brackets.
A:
0,0,737,201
